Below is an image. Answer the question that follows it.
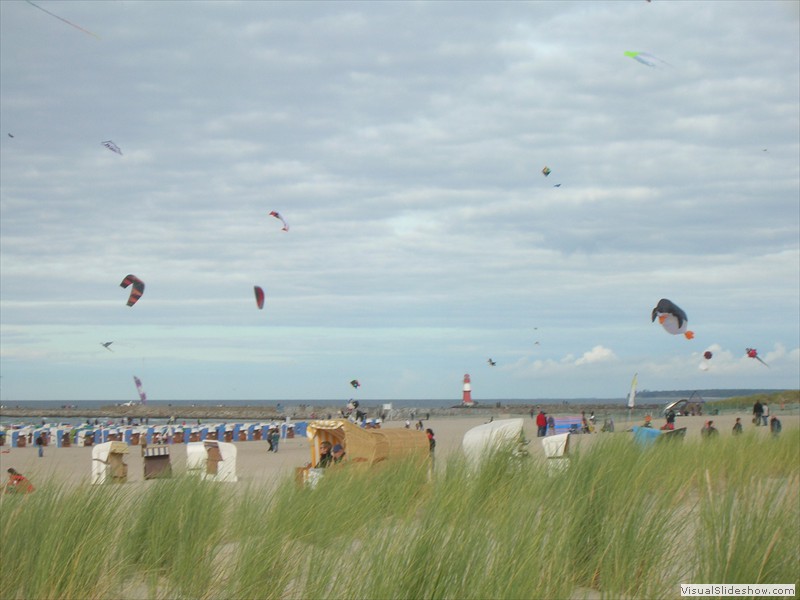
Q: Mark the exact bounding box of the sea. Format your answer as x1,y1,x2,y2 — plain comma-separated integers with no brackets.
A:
0,393,755,428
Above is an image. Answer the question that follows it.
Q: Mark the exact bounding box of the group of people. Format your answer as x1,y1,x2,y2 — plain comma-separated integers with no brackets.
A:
265,427,281,453
644,410,782,438
315,441,347,468
752,400,780,431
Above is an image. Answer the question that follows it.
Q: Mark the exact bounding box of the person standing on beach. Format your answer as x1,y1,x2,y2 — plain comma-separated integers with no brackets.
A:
762,403,769,426
732,418,743,435
769,416,782,437
753,400,763,426
270,428,280,453
35,433,44,458
536,411,547,437
426,428,436,454
701,420,718,439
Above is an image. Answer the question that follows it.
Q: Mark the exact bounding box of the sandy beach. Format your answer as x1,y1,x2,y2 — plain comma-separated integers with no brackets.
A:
1,411,796,493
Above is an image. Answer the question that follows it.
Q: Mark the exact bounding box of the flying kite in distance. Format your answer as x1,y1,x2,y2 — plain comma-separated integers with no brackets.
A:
254,286,265,310
624,51,672,68
541,166,551,177
102,140,122,155
350,379,360,389
25,0,100,39
487,359,496,366
120,274,145,306
101,342,114,352
553,183,561,187
7,133,13,138
269,211,289,231
651,298,694,339
745,348,769,367
703,351,712,360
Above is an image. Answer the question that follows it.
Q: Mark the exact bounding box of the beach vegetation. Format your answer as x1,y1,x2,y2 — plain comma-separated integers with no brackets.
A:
1,431,797,599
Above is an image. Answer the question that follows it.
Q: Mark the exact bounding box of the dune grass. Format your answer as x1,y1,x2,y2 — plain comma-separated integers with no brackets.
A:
1,431,798,600
707,390,799,412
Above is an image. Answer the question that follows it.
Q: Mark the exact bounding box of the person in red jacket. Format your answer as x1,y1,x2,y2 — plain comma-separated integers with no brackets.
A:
5,468,34,494
536,411,548,437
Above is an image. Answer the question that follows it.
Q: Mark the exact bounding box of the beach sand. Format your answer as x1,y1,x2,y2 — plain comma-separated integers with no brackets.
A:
1,411,796,493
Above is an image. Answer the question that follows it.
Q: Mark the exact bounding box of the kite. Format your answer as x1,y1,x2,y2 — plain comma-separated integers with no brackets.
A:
7,133,13,138
350,379,360,389
542,166,551,177
651,298,694,339
553,184,561,188
269,211,289,231
624,51,672,68
487,359,496,366
102,140,122,155
101,342,114,352
254,286,265,310
133,375,147,403
25,0,100,39
745,348,769,367
703,351,712,360
120,274,145,306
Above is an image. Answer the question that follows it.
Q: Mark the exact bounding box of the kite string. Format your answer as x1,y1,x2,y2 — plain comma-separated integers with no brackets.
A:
26,1,101,40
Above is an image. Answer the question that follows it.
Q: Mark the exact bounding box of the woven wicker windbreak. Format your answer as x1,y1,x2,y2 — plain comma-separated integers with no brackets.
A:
305,419,429,467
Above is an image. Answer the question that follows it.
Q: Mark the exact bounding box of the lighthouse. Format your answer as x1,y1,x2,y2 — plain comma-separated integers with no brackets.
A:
462,374,474,406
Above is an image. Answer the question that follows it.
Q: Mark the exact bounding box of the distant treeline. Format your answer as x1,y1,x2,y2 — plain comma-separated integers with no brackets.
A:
636,388,791,399
705,390,799,410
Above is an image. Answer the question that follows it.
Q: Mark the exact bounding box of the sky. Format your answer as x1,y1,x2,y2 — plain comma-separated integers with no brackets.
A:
1,1,798,403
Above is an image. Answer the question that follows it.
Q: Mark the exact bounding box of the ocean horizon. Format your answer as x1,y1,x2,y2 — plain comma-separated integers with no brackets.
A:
0,391,766,411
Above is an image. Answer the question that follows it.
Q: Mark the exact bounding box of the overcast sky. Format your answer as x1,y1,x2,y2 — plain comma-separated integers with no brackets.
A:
1,1,798,403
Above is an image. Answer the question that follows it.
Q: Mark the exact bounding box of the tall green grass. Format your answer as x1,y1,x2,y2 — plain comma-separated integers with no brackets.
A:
2,431,798,599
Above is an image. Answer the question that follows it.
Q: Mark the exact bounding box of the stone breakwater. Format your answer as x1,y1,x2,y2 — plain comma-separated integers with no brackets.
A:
1,402,660,422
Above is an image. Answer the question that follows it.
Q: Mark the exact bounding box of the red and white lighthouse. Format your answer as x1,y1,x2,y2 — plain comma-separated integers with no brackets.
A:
462,373,474,406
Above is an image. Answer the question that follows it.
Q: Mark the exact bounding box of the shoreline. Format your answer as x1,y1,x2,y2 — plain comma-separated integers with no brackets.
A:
0,402,734,422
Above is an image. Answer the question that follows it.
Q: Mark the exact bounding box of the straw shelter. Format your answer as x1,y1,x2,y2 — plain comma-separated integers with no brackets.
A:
304,419,429,468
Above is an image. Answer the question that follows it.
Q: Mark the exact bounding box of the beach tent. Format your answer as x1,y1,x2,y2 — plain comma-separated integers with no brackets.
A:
542,432,571,475
91,441,129,484
186,441,237,482
632,426,687,448
552,416,583,434
305,419,429,468
632,426,662,447
462,419,528,468
143,444,172,479
294,421,308,438
542,432,570,458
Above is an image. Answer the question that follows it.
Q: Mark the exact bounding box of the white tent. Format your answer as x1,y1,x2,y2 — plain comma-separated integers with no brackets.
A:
91,441,129,484
186,441,237,482
462,418,526,468
541,432,571,475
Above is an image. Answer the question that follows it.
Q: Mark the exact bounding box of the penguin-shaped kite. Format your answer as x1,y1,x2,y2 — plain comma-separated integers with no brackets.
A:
651,298,694,339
